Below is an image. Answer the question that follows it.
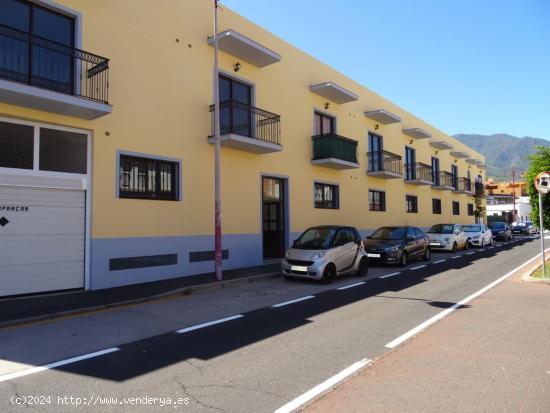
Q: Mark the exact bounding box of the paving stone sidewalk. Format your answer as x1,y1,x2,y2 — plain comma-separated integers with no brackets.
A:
306,269,550,413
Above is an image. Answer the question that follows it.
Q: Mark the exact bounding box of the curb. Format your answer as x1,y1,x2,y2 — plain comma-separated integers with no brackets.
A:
0,271,280,331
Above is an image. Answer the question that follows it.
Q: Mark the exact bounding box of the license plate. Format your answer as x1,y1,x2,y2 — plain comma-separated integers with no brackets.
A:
367,253,381,258
430,242,441,246
290,265,308,272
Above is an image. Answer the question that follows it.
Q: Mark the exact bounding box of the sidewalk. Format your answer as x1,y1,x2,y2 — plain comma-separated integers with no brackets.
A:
0,263,280,327
306,263,550,412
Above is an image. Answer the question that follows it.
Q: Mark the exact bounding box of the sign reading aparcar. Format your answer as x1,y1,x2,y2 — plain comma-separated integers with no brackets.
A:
535,171,550,194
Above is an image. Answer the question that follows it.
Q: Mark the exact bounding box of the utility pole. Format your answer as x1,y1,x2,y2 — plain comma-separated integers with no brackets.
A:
213,0,223,281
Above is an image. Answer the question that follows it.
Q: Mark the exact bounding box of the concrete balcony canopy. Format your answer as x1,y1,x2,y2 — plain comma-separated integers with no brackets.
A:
0,79,112,119
403,127,432,139
466,158,480,165
450,150,470,159
429,140,454,150
309,82,358,104
364,109,401,125
207,29,282,67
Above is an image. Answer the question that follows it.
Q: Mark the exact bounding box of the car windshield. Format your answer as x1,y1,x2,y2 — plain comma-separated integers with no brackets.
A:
512,222,525,227
293,228,336,250
463,225,481,232
427,224,454,234
489,223,505,230
370,227,406,240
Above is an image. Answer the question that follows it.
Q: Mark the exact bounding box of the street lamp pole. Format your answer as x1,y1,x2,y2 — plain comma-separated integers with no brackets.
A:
213,0,223,281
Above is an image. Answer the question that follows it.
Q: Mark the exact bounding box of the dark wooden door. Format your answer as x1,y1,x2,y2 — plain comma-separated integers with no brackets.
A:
262,177,285,259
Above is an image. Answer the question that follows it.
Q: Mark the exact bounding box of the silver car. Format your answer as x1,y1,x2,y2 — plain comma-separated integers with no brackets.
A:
281,225,369,283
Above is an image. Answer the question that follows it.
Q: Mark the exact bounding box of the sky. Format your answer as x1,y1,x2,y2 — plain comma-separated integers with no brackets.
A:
220,0,550,140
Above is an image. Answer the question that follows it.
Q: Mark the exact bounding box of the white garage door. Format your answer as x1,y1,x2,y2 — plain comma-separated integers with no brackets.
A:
0,186,85,297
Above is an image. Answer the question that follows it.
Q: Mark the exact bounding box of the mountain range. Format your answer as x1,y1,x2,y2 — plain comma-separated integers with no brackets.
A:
452,133,550,181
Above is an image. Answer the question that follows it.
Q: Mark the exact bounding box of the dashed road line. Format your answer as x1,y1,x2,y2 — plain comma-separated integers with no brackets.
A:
410,265,427,270
337,281,366,290
379,272,401,279
433,259,446,264
272,296,315,308
451,256,460,259
176,315,244,334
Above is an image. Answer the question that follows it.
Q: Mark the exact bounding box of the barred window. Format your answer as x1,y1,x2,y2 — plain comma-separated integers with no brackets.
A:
369,190,386,211
406,195,418,213
39,128,87,174
432,198,442,214
314,182,339,209
0,120,34,169
119,154,178,200
467,203,474,216
452,201,460,216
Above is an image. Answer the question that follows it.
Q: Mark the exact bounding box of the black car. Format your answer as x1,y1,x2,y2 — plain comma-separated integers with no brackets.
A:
511,222,528,236
488,222,512,241
364,226,430,266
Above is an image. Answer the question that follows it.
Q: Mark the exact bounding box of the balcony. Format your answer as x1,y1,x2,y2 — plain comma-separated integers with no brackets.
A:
474,181,485,196
432,171,454,190
0,24,111,119
311,133,359,169
453,177,473,194
367,151,402,178
404,162,433,185
208,100,282,154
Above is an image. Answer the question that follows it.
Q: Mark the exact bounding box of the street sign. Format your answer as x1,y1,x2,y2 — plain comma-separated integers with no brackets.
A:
535,171,550,194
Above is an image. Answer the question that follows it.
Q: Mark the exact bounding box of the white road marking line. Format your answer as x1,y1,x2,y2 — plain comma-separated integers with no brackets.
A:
466,252,476,255
380,272,401,279
272,296,315,308
433,259,446,264
0,348,119,383
337,281,366,290
385,250,548,349
274,358,371,413
451,256,460,259
410,265,427,270
176,315,243,333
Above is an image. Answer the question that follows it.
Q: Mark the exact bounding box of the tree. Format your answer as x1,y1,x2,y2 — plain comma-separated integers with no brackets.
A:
473,189,486,224
525,146,550,229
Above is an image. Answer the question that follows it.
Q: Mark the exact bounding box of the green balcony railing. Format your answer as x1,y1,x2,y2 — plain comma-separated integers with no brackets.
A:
312,133,358,164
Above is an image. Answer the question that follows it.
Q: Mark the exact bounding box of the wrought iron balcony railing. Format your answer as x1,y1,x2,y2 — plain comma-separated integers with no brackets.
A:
404,162,433,182
455,177,473,193
0,23,109,103
433,171,454,188
312,133,358,164
209,100,281,145
367,150,402,175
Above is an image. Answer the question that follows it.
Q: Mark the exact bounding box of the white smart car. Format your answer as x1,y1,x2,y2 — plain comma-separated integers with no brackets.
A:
463,224,493,247
426,223,469,252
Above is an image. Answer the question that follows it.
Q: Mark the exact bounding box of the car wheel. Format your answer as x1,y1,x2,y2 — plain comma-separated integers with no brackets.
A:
463,240,469,250
481,239,485,248
355,257,368,277
451,242,457,253
490,237,494,246
399,251,408,267
321,264,336,284
422,247,431,261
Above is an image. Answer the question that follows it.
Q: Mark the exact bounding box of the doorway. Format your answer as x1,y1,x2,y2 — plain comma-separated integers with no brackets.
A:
262,177,286,259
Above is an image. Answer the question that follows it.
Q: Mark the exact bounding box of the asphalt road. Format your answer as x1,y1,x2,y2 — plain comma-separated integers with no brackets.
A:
0,236,541,413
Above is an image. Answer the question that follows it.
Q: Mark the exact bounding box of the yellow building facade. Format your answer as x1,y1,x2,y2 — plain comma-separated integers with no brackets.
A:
0,0,485,295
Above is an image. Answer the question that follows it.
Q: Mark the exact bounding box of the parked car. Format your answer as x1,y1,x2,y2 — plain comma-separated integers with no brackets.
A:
488,222,513,241
364,226,430,266
281,225,368,283
464,224,493,247
426,223,468,252
525,221,538,235
511,222,529,236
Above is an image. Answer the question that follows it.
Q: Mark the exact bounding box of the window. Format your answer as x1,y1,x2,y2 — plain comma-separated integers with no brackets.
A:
452,201,460,216
314,182,339,209
39,128,87,174
334,229,356,245
451,165,458,190
432,198,442,214
405,147,416,180
119,155,179,200
314,112,335,135
432,157,440,186
467,203,474,216
406,195,418,213
413,227,424,238
368,133,383,171
0,0,75,93
369,190,386,211
0,120,34,169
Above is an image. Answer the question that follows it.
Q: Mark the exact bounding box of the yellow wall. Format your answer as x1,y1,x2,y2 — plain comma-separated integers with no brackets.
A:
0,0,485,239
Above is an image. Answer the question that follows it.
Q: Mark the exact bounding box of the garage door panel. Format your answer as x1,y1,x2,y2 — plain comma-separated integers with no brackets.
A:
0,235,84,266
0,186,85,296
0,208,85,236
0,261,84,296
